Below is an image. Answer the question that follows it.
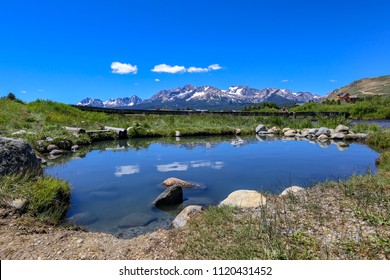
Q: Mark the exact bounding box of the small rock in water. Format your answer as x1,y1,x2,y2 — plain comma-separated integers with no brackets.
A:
162,177,193,188
153,186,183,207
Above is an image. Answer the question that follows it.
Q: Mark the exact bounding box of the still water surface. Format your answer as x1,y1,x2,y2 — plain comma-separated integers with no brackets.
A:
45,136,379,238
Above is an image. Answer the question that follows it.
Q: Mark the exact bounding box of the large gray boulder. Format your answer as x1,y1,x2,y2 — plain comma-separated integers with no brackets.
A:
0,137,42,176
255,124,267,133
316,127,331,137
153,186,183,207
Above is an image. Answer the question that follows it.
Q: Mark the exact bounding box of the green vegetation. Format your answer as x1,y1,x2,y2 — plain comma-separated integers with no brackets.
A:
242,96,390,120
0,174,71,225
327,75,390,99
176,129,390,260
1,95,389,259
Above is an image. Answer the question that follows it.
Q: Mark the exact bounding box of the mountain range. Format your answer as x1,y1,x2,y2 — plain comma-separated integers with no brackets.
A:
77,85,321,110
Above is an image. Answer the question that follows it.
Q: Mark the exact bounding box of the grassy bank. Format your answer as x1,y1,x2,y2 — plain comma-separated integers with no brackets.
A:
0,174,71,225
176,129,390,260
1,98,356,148
243,96,390,119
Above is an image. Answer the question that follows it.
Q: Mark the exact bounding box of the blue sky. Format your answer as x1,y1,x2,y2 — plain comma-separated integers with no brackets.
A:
0,0,389,103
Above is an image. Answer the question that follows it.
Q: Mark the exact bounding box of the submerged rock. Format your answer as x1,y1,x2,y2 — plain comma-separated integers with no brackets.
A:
153,186,183,207
172,205,203,228
219,190,266,208
0,137,42,176
69,212,98,225
118,213,157,228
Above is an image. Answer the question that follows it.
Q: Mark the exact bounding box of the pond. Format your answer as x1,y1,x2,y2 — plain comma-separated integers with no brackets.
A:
45,136,380,238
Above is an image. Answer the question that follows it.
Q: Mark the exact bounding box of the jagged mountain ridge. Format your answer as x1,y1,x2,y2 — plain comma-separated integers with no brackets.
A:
78,95,143,108
77,85,320,109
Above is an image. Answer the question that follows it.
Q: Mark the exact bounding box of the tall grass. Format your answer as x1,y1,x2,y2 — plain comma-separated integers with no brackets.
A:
0,174,71,225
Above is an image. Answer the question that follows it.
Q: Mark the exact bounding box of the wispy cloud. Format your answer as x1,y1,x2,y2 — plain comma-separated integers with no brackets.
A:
155,78,160,82
151,64,186,74
111,62,138,74
208,64,222,71
187,66,209,73
20,90,27,94
329,79,338,83
37,89,44,92
114,165,140,177
280,79,289,83
152,63,223,74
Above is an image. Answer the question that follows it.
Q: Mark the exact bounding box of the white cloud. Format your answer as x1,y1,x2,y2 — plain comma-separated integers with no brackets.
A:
151,64,186,74
114,165,140,177
155,78,160,82
329,79,338,83
187,66,209,73
280,79,289,83
20,90,27,94
208,64,222,71
111,62,138,74
157,162,188,172
37,89,44,92
152,63,223,74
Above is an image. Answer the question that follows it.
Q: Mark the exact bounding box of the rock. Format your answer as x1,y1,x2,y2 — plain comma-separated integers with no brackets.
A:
335,124,349,134
71,145,79,151
8,199,28,213
280,186,304,196
118,213,157,228
284,129,297,137
175,131,181,137
344,133,368,141
153,186,183,207
267,126,280,134
0,137,42,176
316,127,331,136
282,127,291,133
235,129,241,135
219,190,266,208
308,128,319,134
49,149,64,156
172,205,203,228
317,134,329,142
46,144,59,152
34,140,47,153
255,124,267,133
162,177,193,188
296,131,309,138
69,212,98,225
45,137,53,142
330,133,345,140
11,130,26,135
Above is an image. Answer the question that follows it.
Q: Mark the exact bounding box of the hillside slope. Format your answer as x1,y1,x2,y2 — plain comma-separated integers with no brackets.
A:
328,75,390,99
